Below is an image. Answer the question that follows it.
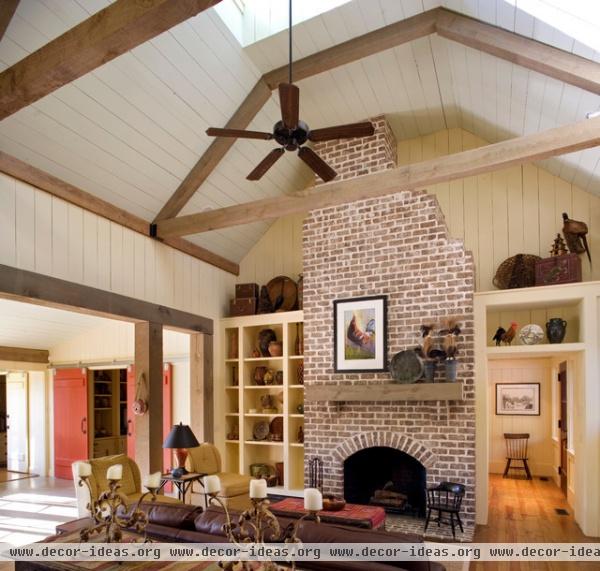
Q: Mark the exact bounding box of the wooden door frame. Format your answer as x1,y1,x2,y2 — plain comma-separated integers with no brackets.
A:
0,264,214,470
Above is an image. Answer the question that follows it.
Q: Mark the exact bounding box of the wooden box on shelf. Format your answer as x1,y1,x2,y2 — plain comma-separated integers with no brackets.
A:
535,254,582,286
236,283,259,299
230,297,256,316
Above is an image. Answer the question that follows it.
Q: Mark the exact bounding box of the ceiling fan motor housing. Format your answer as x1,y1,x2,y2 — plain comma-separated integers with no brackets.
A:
274,120,309,151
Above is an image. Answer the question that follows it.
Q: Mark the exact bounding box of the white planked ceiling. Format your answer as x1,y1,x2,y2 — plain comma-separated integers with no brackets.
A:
0,298,118,350
1,0,600,264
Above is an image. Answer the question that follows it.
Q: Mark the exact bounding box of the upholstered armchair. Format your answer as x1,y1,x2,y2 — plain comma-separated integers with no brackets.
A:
186,443,251,511
71,453,181,517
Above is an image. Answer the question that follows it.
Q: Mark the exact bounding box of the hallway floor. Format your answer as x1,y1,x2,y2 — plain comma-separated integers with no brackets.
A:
471,474,599,570
0,476,76,548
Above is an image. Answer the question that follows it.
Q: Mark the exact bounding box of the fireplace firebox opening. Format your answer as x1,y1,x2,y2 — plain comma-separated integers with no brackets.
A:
343,446,426,517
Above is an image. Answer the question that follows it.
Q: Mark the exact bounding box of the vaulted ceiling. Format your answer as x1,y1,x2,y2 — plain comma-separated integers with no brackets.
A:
1,0,599,266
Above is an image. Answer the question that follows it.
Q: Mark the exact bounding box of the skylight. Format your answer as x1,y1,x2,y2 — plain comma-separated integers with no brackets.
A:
215,0,351,46
507,0,600,54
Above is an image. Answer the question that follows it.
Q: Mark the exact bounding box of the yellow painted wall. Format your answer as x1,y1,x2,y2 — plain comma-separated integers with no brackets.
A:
238,128,600,292
488,358,554,477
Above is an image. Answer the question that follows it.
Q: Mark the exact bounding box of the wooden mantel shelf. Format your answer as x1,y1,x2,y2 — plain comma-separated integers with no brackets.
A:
305,382,463,402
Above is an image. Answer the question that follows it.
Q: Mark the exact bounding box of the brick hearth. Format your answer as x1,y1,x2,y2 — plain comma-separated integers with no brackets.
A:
302,116,476,526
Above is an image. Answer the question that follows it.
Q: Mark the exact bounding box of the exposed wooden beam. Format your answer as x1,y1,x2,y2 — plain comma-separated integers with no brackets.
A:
152,78,272,222
0,0,221,120
436,9,600,95
152,11,438,222
262,9,439,89
0,264,213,334
0,152,239,275
155,116,600,237
134,321,164,476
0,0,19,42
0,346,48,364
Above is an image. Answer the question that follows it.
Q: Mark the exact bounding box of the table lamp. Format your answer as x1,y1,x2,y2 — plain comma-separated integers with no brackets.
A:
162,422,200,477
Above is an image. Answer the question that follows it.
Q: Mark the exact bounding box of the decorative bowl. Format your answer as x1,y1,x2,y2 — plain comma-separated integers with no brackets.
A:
322,494,346,511
268,341,283,357
518,324,544,345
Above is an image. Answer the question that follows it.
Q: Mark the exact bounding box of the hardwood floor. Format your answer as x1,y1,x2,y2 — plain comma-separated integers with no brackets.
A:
471,474,599,570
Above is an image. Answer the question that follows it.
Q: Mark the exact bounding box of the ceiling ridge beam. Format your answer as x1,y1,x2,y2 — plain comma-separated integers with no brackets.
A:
0,0,19,43
0,345,49,364
0,152,239,275
435,8,600,95
154,115,600,237
0,0,222,120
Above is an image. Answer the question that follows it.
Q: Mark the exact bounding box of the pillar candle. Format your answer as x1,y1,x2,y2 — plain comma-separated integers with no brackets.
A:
144,472,162,489
76,462,92,478
304,488,323,511
249,478,267,499
106,464,123,481
203,475,221,494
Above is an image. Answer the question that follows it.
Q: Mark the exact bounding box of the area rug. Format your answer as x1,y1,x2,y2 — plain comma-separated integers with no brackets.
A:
0,469,38,483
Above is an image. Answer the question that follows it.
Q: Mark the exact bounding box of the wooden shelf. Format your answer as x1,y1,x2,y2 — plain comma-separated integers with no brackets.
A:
289,385,304,389
244,357,284,362
289,414,304,418
288,355,304,360
225,440,239,444
225,358,239,363
290,443,304,447
225,413,239,417
486,342,585,360
245,440,284,446
244,385,283,389
245,413,283,417
305,382,463,402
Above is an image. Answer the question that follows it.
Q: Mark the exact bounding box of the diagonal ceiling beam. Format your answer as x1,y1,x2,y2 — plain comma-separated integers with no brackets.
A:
436,9,600,95
153,78,272,222
152,9,439,223
0,152,239,275
0,0,221,120
154,6,600,223
154,116,600,237
0,0,19,42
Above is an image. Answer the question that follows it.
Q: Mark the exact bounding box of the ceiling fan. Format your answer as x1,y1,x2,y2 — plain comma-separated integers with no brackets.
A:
205,1,374,182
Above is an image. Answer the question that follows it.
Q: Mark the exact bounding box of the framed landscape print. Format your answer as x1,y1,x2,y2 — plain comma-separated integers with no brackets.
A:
495,383,540,416
333,295,387,373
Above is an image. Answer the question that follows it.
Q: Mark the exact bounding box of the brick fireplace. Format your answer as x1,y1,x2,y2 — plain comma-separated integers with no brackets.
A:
302,116,476,526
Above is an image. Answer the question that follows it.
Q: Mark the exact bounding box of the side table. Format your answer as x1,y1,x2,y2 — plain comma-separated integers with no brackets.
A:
158,472,204,503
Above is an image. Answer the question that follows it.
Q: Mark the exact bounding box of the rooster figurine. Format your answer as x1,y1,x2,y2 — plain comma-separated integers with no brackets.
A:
562,212,591,264
501,322,518,346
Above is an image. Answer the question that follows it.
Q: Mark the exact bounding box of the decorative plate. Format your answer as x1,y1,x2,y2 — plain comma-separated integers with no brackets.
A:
253,421,269,441
518,324,544,345
389,350,424,384
266,276,297,312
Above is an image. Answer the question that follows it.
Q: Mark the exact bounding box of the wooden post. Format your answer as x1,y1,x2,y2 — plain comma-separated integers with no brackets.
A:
190,333,213,443
134,321,163,476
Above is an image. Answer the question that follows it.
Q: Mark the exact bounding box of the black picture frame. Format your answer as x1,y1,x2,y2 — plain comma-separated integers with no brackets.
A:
333,295,388,373
495,383,541,416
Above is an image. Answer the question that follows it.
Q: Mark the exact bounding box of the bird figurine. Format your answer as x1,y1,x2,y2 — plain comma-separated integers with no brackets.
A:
492,327,506,346
562,212,591,264
501,322,518,346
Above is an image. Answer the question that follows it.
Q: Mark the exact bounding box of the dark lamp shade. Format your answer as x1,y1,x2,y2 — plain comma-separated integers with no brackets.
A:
162,422,200,449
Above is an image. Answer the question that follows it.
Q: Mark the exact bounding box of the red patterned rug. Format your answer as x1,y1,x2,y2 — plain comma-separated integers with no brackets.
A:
269,497,386,529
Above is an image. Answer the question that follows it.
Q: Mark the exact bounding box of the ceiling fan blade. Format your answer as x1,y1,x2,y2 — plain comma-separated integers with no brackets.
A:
278,83,300,129
206,127,273,140
247,148,285,181
298,147,337,182
308,121,375,142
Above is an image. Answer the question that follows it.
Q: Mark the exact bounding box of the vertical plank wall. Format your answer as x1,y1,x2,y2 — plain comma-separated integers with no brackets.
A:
0,173,235,319
238,128,600,292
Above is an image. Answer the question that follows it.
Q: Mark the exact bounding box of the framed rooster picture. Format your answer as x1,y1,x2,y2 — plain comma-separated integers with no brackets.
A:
333,295,387,372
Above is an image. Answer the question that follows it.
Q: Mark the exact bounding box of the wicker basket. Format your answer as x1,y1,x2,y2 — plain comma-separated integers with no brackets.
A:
493,254,541,289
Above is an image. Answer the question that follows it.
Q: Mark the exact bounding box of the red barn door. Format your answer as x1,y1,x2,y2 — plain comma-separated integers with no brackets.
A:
54,368,88,480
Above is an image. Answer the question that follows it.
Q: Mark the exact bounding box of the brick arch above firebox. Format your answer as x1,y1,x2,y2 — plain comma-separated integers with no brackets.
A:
331,431,437,469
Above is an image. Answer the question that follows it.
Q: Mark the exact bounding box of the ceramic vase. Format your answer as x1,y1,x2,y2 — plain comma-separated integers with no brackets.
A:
546,318,567,344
